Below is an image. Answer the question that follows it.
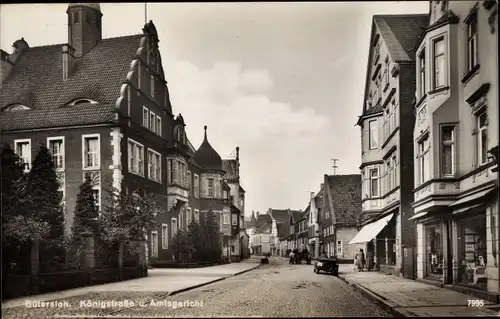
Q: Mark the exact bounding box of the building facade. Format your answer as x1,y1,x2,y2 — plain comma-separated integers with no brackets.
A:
351,14,428,277
324,174,364,262
252,214,272,255
0,5,171,241
410,0,499,300
307,189,322,260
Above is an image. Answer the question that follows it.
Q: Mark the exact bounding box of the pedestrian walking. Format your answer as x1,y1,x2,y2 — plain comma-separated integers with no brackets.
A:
355,248,366,272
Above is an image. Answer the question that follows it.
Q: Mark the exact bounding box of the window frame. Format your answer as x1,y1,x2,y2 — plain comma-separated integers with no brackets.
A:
82,134,100,170
477,111,488,166
156,115,162,136
150,75,155,99
149,111,156,133
194,209,200,223
128,138,144,176
207,178,214,198
14,138,32,172
432,36,446,89
418,48,426,97
47,136,65,171
151,230,158,257
186,207,192,226
369,168,380,197
466,10,479,72
417,134,431,184
392,154,397,188
368,119,378,150
142,106,149,127
194,174,200,198
440,125,456,177
147,148,162,183
161,224,168,249
171,217,178,239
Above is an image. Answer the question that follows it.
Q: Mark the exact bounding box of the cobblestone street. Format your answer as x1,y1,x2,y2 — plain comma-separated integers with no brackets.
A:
2,258,391,318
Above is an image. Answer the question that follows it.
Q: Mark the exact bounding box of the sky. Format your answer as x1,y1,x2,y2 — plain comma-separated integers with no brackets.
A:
0,2,429,217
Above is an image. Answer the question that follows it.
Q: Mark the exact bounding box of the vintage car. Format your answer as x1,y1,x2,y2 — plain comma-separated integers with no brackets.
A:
314,256,339,276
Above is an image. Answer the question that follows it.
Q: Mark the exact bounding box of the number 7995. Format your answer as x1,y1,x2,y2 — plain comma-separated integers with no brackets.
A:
468,299,484,307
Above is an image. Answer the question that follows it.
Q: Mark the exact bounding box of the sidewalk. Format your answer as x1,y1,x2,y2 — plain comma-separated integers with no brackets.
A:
2,258,261,310
338,265,500,317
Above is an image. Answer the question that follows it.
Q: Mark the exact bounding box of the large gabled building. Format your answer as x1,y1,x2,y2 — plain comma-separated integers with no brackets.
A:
351,14,428,277
0,4,176,240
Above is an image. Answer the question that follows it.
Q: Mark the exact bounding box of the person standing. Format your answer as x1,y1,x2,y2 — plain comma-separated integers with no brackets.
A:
355,248,366,271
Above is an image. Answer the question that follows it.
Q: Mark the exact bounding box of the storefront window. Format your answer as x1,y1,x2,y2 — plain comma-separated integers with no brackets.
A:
425,223,443,280
457,215,487,290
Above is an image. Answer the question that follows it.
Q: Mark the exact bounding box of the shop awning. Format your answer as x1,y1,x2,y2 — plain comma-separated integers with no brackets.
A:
348,213,394,245
452,203,484,215
450,188,495,207
408,212,428,221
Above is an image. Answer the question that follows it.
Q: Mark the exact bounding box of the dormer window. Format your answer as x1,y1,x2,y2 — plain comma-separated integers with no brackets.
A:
69,98,98,106
2,104,31,111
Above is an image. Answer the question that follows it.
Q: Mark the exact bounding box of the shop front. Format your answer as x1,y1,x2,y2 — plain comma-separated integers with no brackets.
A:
349,212,397,273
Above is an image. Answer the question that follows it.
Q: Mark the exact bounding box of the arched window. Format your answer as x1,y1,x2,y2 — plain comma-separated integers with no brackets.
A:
2,104,31,111
68,98,98,106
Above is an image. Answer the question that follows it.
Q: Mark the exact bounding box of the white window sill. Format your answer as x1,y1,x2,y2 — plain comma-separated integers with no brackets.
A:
83,166,100,171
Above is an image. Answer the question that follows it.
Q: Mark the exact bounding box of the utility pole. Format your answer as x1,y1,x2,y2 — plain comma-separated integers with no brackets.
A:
144,3,148,24
331,158,339,175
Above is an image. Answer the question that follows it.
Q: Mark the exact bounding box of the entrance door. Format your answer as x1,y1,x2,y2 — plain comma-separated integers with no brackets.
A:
402,246,415,280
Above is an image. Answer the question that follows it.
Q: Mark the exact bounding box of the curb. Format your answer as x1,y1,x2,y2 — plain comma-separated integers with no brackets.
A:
338,274,415,317
167,263,262,297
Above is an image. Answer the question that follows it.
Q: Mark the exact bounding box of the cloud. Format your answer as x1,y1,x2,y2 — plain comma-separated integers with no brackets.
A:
168,61,330,146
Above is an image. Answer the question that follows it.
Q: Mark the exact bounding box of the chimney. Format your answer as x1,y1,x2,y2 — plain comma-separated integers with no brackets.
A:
9,38,29,64
320,183,324,191
310,192,315,200
236,146,240,161
0,50,13,87
62,44,76,80
236,146,240,179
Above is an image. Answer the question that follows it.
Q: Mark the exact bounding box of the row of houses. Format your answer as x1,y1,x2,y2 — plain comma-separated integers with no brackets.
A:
350,0,499,302
0,3,250,265
246,174,364,262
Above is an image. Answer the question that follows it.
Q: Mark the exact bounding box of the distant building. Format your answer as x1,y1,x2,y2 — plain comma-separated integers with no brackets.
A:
353,13,428,276
410,0,499,299
287,210,305,251
307,188,323,259
323,174,363,262
252,214,272,255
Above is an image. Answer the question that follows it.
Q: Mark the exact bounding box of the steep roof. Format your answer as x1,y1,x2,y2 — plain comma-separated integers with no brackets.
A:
222,159,238,181
291,210,303,224
0,35,143,130
269,209,289,224
255,214,272,231
193,126,222,171
326,174,362,226
277,223,289,239
0,37,138,107
315,190,323,209
373,14,429,62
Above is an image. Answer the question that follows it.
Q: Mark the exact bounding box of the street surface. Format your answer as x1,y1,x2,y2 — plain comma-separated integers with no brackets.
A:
2,258,391,318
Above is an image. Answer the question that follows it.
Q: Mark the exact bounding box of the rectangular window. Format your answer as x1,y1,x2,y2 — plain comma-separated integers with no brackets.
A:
179,210,184,231
477,111,488,166
150,75,155,99
223,212,230,224
370,168,379,197
147,149,161,182
171,218,178,238
432,37,445,89
128,139,144,176
187,171,192,195
156,116,162,136
82,135,100,169
194,174,200,198
386,160,392,192
441,126,455,176
14,139,31,172
392,155,397,187
72,11,79,24
368,120,378,149
337,240,343,256
143,107,149,127
186,208,192,226
207,178,214,198
194,209,199,223
151,231,158,257
419,49,426,97
161,224,168,249
149,111,156,133
466,11,478,72
47,137,64,170
418,135,431,184
383,59,390,89
232,214,238,226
